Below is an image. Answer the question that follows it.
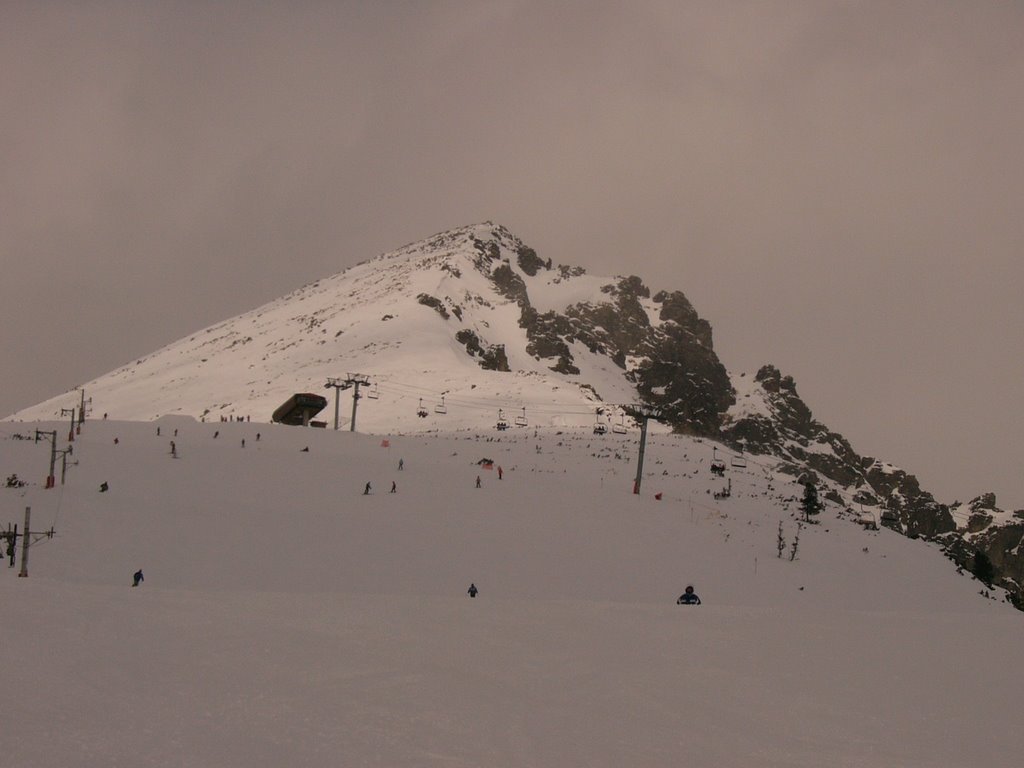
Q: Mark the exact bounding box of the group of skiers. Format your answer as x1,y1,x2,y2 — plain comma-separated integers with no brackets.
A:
118,428,706,605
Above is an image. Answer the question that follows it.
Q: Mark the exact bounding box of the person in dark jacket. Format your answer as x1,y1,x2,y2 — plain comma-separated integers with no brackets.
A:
132,569,144,587
467,583,478,598
677,585,701,605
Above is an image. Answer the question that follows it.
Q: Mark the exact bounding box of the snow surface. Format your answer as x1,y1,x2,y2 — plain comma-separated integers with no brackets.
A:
2,417,1020,767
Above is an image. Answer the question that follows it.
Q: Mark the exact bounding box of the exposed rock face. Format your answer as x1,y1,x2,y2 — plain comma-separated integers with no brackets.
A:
515,245,549,276
938,494,1024,608
455,329,510,372
718,360,1024,605
416,294,449,320
437,227,1018,608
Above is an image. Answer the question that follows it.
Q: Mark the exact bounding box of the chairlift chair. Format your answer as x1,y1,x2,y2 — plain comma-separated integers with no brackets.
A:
611,413,627,434
710,447,726,476
367,384,380,400
434,396,447,415
496,409,509,431
416,398,428,418
514,407,528,427
731,452,747,469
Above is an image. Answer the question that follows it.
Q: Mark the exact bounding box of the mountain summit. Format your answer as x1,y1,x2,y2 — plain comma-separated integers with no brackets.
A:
11,222,731,433
8,222,1023,607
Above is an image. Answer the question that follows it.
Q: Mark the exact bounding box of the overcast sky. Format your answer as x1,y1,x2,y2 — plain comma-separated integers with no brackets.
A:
2,0,1022,507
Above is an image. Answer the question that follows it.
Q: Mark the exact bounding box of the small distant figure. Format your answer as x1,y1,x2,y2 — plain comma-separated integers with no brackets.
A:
390,481,397,494
103,413,108,420
156,426,161,436
99,481,109,493
497,465,503,480
467,583,478,598
132,569,144,587
241,438,245,448
301,446,309,452
475,475,482,489
256,433,261,441
398,458,404,471
174,428,178,437
213,431,219,439
364,482,372,495
170,440,177,457
113,437,119,445
677,585,701,605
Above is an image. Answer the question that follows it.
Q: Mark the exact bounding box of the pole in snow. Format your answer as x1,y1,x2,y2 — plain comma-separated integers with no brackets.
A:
628,405,661,495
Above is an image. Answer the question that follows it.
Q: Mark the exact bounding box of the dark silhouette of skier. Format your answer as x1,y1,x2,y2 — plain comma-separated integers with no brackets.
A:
99,481,109,493
132,569,144,587
398,458,404,471
364,482,372,495
497,465,503,480
468,583,478,598
475,475,482,489
677,585,701,605
390,481,397,493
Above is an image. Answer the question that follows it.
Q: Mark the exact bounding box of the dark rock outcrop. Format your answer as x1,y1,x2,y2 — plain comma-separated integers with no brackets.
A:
455,329,510,372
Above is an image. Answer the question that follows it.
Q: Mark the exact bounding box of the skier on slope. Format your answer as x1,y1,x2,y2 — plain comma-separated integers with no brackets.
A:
676,585,701,605
468,583,478,598
132,569,144,587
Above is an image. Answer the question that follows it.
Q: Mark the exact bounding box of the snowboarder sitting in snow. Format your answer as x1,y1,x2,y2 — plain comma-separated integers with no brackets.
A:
467,583,478,598
676,585,701,605
132,569,144,587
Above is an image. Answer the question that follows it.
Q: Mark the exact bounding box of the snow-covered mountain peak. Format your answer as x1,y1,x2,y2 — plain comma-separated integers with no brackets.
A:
7,223,679,430
7,221,1024,611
